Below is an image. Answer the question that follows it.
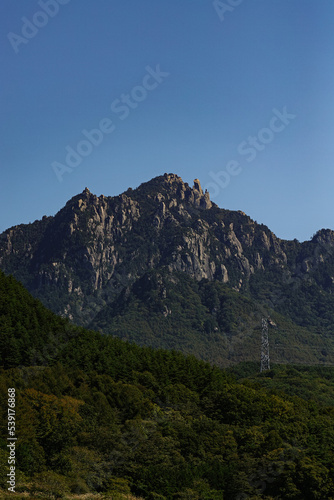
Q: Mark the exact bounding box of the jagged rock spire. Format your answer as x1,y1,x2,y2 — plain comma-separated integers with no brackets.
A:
193,178,203,195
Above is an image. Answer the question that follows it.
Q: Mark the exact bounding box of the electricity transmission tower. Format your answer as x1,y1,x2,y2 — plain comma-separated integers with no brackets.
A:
260,317,270,372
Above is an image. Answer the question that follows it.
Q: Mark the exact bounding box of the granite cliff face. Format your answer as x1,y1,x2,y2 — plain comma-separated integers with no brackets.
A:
1,173,334,365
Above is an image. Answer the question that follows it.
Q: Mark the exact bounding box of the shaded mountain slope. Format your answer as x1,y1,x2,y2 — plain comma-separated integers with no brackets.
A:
0,269,75,368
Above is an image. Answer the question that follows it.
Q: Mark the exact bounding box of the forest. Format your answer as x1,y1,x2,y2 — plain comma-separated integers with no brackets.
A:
1,269,334,499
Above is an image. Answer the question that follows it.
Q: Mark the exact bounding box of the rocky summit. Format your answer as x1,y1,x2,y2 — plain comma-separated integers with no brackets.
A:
1,173,334,366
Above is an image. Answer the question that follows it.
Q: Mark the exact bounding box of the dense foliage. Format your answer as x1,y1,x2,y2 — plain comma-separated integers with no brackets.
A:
0,270,76,369
90,269,334,367
1,271,334,498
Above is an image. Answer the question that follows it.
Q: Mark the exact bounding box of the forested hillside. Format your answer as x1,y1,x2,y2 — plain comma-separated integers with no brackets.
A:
1,270,334,499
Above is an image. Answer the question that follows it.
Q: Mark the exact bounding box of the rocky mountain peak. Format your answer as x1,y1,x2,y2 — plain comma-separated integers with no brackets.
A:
131,173,212,211
312,229,334,246
163,173,183,185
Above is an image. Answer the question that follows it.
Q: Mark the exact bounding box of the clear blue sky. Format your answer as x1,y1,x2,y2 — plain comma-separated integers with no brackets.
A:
1,0,333,241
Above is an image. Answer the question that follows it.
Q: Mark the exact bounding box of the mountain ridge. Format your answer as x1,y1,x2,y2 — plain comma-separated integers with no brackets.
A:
1,173,334,366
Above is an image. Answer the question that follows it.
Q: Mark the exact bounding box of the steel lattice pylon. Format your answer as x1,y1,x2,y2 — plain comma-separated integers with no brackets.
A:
260,317,270,372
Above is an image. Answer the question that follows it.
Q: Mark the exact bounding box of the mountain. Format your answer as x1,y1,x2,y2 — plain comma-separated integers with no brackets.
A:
1,173,334,366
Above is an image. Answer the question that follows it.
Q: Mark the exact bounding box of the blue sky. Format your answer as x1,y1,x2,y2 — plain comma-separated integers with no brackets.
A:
1,0,333,241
